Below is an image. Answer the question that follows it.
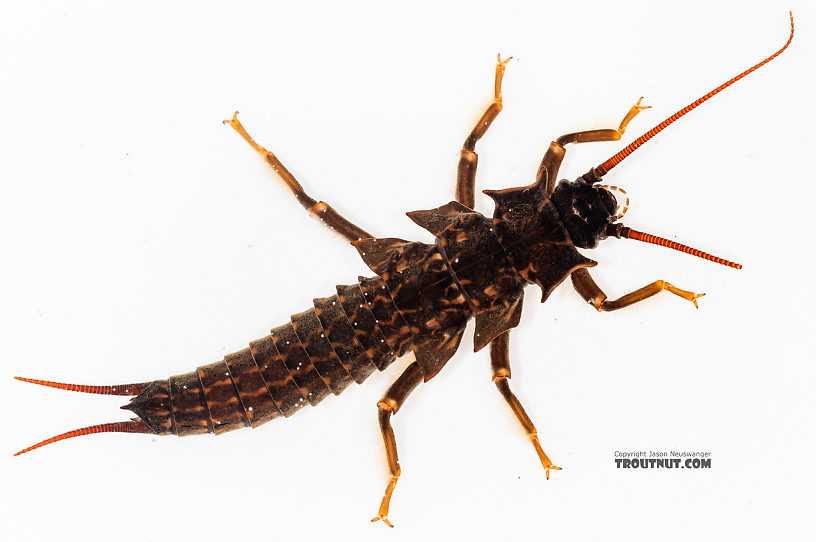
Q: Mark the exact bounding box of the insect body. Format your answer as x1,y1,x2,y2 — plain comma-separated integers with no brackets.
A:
15,14,793,527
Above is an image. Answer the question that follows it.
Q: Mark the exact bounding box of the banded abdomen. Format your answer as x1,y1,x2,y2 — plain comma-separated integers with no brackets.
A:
125,276,416,437
16,204,525,454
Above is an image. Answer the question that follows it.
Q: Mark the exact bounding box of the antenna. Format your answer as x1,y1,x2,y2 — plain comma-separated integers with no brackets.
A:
596,12,794,176
620,226,742,269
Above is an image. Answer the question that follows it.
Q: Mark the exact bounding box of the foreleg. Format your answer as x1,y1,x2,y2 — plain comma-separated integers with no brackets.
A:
539,98,650,194
570,268,704,311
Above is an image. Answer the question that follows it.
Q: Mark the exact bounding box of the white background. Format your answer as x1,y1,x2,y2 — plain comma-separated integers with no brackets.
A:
2,1,814,540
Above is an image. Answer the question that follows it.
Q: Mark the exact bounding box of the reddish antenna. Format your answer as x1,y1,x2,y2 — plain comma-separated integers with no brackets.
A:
620,226,742,269
596,12,794,176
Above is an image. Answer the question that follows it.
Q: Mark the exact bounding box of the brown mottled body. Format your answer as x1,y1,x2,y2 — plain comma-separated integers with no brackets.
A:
248,336,303,416
167,372,210,436
121,274,445,437
291,308,353,395
271,322,331,407
358,276,413,358
124,221,520,435
407,201,526,352
336,283,396,370
224,348,280,427
313,295,377,384
355,239,473,380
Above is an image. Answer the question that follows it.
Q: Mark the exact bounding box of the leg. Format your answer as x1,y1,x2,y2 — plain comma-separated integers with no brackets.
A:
538,98,650,195
223,112,372,242
490,332,561,478
457,54,512,208
371,362,424,528
570,268,705,312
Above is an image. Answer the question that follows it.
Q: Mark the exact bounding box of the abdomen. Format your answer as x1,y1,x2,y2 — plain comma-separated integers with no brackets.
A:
125,276,415,437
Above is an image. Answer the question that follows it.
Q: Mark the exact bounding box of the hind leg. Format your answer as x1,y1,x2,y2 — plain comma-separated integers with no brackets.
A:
224,112,372,242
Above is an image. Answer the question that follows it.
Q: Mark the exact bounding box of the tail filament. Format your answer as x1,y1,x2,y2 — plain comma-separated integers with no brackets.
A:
13,376,153,455
14,376,148,396
14,420,151,456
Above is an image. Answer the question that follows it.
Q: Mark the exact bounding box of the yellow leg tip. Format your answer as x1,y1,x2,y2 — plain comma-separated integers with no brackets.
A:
530,434,561,478
545,465,562,480
663,283,705,309
371,475,398,528
371,516,394,528
222,111,240,126
634,96,651,111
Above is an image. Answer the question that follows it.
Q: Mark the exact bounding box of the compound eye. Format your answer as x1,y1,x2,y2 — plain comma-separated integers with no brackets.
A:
597,185,629,220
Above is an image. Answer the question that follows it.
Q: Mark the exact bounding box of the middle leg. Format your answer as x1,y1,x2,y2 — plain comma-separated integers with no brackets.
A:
490,331,561,478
